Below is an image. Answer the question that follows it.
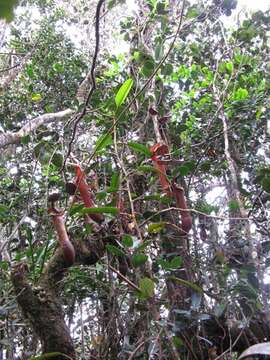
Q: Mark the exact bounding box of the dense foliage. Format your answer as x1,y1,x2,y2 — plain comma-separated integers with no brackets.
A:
0,0,270,359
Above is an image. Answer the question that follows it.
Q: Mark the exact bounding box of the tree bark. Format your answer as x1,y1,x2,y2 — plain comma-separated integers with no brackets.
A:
0,109,74,148
11,227,106,359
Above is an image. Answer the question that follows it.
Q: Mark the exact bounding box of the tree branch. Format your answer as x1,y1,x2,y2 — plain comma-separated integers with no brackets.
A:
0,109,74,148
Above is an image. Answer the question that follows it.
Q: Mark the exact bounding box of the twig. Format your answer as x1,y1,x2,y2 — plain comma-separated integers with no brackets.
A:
65,0,105,163
127,337,152,360
113,128,143,243
247,189,263,217
1,45,37,91
0,63,20,73
0,213,28,254
86,0,187,165
162,326,182,360
214,326,246,360
139,206,251,228
108,264,141,293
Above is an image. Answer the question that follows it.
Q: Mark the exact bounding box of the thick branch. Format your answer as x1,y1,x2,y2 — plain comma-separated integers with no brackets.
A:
11,226,107,359
11,263,76,360
0,109,74,148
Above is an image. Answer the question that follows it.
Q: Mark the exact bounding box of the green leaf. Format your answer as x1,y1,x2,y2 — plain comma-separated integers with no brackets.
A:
0,204,8,216
155,43,164,61
178,161,196,174
262,176,270,193
132,253,148,267
186,5,200,18
172,336,183,348
161,63,173,76
234,280,258,299
148,222,165,234
196,201,218,215
143,194,161,201
157,259,170,270
0,0,19,22
157,256,182,270
34,144,51,164
84,223,93,235
31,93,42,102
33,142,42,156
21,135,31,145
115,79,133,108
96,191,107,201
234,88,249,101
139,277,155,298
106,244,125,257
143,194,171,205
81,207,119,215
122,234,133,247
156,2,167,14
128,142,152,157
94,133,113,153
225,61,233,74
107,172,120,193
168,276,203,293
176,165,190,176
69,204,84,216
108,0,117,10
137,165,157,173
26,64,34,79
51,153,63,168
170,256,183,269
135,240,152,253
29,352,70,360
228,200,240,211
52,63,64,73
141,60,155,77
200,161,211,172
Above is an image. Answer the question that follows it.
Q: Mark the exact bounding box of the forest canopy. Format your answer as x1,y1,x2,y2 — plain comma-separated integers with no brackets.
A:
0,0,270,359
